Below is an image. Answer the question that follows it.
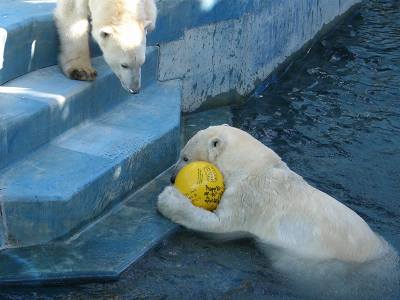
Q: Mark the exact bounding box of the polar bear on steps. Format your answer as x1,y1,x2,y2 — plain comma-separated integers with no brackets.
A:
55,0,157,94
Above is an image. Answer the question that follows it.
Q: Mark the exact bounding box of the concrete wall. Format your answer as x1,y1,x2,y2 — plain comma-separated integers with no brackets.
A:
156,0,361,112
0,0,360,112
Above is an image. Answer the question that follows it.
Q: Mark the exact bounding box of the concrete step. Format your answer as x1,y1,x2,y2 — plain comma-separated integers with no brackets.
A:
0,1,57,84
0,47,158,170
0,169,178,285
0,80,181,248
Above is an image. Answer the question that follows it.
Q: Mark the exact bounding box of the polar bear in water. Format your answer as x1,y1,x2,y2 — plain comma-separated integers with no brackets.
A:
158,125,392,263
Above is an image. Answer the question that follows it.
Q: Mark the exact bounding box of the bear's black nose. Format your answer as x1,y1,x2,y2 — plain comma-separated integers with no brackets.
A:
170,175,176,184
129,89,139,94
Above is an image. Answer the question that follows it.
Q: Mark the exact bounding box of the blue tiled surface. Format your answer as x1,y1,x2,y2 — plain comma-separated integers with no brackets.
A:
0,47,158,170
0,170,178,285
0,80,181,247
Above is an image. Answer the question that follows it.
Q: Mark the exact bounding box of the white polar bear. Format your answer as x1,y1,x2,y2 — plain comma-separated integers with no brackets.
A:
158,125,391,263
55,0,157,93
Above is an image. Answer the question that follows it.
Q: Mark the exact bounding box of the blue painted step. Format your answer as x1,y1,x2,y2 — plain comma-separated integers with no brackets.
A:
0,47,158,170
0,0,57,84
0,80,181,248
0,170,178,285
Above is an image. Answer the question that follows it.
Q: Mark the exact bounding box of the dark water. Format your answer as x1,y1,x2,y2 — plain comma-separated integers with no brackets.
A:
234,0,400,252
2,0,400,299
239,2,400,249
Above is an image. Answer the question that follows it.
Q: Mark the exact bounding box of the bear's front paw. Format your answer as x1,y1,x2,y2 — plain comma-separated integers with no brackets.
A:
157,186,191,222
68,66,97,81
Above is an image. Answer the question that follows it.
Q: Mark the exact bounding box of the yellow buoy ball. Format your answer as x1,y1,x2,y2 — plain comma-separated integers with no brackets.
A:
174,161,225,211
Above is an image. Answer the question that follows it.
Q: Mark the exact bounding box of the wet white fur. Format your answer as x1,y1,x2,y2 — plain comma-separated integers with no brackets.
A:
55,0,156,92
158,125,391,263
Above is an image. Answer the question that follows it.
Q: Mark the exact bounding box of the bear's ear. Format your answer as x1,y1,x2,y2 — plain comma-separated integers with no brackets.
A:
208,136,225,161
142,20,154,33
100,26,113,39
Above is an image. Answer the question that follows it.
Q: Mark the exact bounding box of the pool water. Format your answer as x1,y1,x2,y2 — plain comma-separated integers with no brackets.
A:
233,0,400,253
2,0,400,299
237,1,400,296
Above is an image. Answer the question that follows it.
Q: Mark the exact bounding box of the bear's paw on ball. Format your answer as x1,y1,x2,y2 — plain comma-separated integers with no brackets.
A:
174,161,224,211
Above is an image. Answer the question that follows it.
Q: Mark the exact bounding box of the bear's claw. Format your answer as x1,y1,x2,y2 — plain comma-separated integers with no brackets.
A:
69,68,97,81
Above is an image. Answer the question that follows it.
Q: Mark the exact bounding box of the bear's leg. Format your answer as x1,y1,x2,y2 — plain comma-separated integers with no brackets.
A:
143,0,157,32
55,0,97,81
157,186,236,234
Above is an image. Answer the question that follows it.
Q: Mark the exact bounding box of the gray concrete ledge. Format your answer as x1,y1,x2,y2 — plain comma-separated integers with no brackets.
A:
158,0,362,111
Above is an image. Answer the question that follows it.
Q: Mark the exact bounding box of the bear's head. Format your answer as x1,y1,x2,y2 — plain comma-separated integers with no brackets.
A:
171,125,282,184
94,20,152,94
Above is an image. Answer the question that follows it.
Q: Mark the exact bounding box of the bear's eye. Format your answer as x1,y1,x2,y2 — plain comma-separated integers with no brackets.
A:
183,156,189,162
121,64,129,69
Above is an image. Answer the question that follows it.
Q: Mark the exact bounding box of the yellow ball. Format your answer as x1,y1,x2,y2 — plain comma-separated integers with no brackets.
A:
174,161,225,211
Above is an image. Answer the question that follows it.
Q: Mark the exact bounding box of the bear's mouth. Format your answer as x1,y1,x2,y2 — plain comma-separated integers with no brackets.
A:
127,88,139,94
122,84,139,94
119,79,140,94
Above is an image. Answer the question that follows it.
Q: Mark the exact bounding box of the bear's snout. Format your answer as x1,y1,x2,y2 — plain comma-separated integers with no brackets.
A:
128,88,139,94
